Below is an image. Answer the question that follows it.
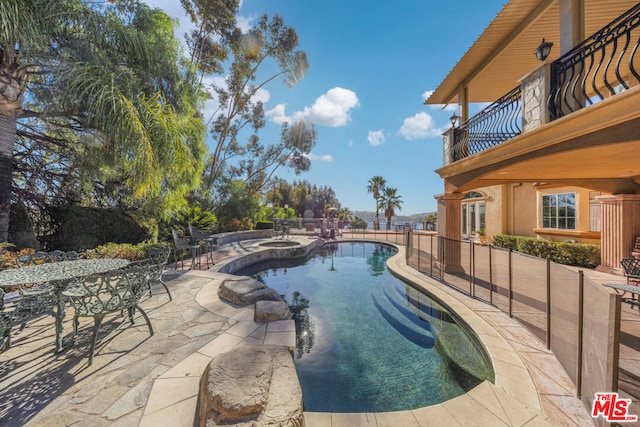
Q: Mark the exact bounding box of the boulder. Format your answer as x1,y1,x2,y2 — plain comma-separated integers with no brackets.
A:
218,276,265,306
255,300,292,323
199,346,304,427
244,288,283,305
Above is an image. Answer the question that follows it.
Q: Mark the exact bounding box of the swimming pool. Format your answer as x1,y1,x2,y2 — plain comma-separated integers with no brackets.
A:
235,242,493,413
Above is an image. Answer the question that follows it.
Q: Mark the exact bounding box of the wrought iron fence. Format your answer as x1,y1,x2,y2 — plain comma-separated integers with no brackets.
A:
452,86,522,161
548,3,640,120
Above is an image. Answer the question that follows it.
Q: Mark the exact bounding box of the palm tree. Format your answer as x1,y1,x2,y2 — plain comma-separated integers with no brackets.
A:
0,1,205,242
366,176,386,230
378,187,403,230
338,207,352,228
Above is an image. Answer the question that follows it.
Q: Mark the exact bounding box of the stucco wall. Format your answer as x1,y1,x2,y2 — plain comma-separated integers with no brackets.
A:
479,183,601,244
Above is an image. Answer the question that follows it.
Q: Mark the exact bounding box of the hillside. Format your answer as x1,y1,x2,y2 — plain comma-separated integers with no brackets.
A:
352,211,435,224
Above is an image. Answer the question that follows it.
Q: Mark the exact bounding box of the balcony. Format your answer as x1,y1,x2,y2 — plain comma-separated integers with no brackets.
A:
448,3,640,164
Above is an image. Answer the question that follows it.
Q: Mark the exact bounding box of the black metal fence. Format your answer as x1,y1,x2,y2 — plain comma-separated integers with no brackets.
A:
452,86,522,161
398,230,620,423
549,3,640,120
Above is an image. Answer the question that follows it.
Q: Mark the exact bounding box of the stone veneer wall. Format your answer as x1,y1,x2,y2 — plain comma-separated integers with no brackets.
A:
521,63,550,132
215,229,273,246
216,238,325,274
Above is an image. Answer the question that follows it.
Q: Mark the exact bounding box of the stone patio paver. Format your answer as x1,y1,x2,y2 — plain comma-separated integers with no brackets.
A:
0,234,621,426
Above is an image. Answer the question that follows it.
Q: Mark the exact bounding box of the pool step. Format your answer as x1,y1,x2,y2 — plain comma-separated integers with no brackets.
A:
371,282,435,348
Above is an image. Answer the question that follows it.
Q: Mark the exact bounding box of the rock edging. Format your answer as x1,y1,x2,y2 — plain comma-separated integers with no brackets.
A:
198,345,304,427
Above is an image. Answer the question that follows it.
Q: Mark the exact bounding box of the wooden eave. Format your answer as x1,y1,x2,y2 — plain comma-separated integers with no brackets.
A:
426,0,639,105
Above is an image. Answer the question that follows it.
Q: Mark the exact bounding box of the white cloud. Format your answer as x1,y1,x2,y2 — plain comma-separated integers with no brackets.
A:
304,153,334,162
265,104,292,124
252,87,270,104
267,87,359,127
398,112,444,140
423,89,458,112
422,90,434,101
236,14,256,33
367,130,385,146
348,140,354,148
200,75,270,123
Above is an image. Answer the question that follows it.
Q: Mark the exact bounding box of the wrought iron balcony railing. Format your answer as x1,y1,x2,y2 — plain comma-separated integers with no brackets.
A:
548,3,640,120
452,86,522,161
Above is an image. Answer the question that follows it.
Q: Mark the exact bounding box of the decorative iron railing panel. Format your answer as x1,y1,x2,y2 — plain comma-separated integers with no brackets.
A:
549,3,640,120
452,86,522,161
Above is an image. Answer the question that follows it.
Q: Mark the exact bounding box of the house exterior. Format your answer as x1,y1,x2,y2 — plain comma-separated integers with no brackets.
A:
426,0,640,274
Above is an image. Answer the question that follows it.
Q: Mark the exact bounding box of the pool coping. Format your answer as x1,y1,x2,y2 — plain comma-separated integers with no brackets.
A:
139,238,592,427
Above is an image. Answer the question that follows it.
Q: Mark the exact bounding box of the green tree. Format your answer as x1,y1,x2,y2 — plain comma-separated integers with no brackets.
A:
0,1,206,241
366,176,386,229
187,12,310,191
214,179,262,229
379,187,403,230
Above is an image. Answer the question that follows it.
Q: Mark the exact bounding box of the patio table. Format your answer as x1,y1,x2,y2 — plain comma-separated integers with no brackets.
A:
0,258,129,352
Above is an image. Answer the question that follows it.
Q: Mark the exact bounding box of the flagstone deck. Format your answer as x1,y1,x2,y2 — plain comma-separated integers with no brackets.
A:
2,234,631,426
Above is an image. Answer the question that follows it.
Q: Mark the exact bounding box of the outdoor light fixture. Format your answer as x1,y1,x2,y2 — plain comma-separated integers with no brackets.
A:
449,112,459,127
535,38,553,61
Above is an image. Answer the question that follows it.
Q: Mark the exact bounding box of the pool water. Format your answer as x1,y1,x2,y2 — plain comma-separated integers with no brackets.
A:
235,242,493,413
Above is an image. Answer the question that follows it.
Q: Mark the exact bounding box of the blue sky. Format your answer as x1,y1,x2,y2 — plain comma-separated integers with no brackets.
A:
144,0,506,215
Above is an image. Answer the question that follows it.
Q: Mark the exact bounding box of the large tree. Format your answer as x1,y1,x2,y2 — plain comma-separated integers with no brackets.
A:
366,175,386,229
0,1,207,241
181,3,311,193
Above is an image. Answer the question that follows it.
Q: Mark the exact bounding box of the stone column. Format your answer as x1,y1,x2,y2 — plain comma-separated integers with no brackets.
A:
435,191,465,273
520,63,551,132
596,194,640,275
442,127,455,166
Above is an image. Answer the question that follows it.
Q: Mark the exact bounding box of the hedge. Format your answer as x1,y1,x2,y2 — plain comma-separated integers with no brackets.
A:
491,234,600,268
255,220,275,230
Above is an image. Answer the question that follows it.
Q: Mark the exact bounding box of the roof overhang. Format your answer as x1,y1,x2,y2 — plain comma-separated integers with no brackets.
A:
426,0,638,105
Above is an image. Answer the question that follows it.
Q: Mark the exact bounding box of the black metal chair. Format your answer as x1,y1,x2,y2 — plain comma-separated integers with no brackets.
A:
0,288,12,352
172,230,201,270
13,252,58,334
188,224,216,267
621,258,640,285
146,246,172,300
62,266,154,365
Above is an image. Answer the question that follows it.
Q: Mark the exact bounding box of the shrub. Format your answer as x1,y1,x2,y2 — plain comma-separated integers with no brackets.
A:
255,220,274,230
491,234,518,250
44,205,157,251
168,206,217,234
492,234,600,268
225,218,243,232
84,242,161,261
350,216,367,229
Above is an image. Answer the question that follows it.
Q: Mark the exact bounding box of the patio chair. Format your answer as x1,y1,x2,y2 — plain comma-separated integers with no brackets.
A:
172,230,201,270
48,250,66,262
146,246,172,300
621,258,640,285
30,251,49,265
0,288,12,352
188,224,216,267
62,266,154,365
12,252,58,333
65,251,79,261
16,250,65,266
